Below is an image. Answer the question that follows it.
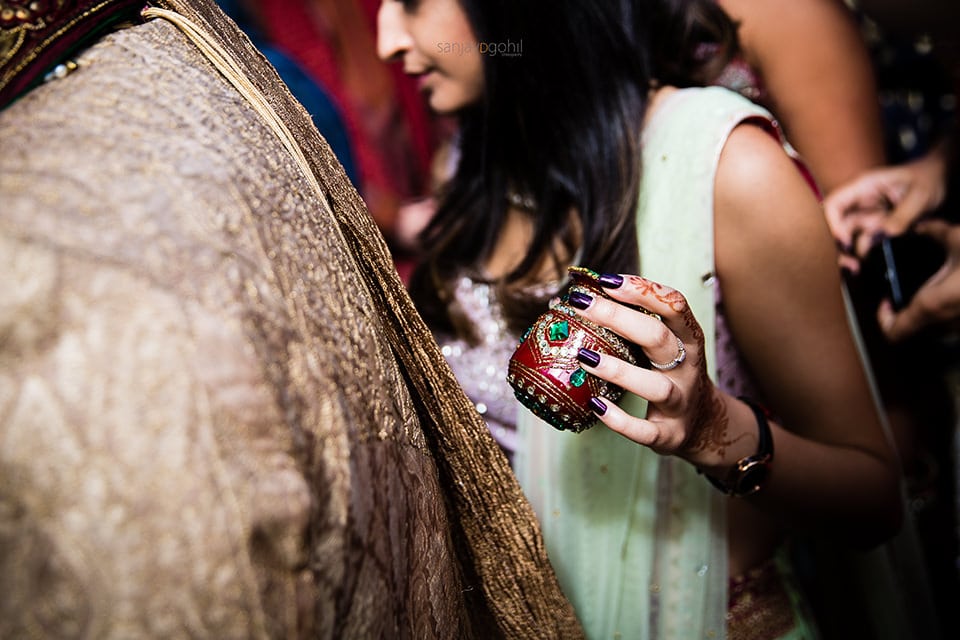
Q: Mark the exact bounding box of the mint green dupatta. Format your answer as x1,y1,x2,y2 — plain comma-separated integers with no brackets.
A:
515,87,778,639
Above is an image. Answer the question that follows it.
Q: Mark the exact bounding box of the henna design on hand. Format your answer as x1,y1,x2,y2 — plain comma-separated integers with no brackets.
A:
626,275,690,314
627,276,736,457
686,383,737,458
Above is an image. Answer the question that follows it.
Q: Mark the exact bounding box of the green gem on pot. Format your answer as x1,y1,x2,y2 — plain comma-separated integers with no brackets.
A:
569,368,587,387
548,320,569,342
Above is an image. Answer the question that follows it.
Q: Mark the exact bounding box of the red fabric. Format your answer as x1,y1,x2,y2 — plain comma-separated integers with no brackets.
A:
257,0,439,233
355,0,435,183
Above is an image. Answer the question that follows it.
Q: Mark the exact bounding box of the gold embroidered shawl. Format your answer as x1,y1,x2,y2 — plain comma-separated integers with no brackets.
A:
0,1,581,637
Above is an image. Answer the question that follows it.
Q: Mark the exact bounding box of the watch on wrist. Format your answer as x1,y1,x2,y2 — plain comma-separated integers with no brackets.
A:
704,397,774,497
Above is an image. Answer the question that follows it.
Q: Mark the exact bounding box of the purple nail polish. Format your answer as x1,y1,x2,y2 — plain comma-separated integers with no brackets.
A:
577,348,601,367
598,273,623,288
588,397,607,415
568,291,593,309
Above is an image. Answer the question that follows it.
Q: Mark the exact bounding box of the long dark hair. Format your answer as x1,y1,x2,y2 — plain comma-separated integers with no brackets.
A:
410,0,739,335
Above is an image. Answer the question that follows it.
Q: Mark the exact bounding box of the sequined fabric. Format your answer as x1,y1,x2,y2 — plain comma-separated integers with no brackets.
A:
727,552,818,640
0,2,582,637
713,55,766,102
698,41,767,103
728,561,797,640
435,277,525,458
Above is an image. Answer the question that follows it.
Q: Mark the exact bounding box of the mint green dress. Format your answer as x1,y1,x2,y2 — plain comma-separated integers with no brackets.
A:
514,86,816,639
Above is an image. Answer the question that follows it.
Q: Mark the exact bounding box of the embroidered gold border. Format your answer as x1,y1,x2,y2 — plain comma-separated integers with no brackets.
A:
0,0,132,97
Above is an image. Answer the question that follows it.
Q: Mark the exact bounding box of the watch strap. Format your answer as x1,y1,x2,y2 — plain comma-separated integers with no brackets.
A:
703,396,774,497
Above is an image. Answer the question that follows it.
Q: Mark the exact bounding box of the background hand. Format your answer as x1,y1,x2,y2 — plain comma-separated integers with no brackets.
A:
823,147,948,272
877,219,960,341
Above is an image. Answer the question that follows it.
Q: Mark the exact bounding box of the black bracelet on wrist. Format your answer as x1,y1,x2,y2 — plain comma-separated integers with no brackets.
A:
702,396,774,497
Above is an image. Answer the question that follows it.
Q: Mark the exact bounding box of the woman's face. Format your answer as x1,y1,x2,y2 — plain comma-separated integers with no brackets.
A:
377,0,485,114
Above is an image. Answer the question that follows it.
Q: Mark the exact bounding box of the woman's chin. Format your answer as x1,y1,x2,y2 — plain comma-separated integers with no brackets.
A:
423,85,478,116
426,94,463,116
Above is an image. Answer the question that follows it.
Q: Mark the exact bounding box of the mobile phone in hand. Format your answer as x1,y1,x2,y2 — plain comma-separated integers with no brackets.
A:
872,233,947,311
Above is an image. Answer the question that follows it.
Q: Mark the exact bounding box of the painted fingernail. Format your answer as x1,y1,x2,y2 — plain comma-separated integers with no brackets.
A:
568,291,593,309
588,397,607,416
598,273,623,288
577,348,601,367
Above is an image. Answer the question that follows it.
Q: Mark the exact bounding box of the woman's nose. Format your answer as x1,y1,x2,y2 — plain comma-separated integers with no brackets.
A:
377,2,413,62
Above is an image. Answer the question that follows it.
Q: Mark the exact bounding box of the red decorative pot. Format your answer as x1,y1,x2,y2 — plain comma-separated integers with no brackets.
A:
507,266,643,432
